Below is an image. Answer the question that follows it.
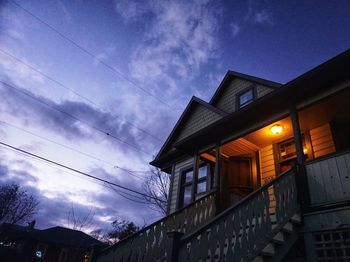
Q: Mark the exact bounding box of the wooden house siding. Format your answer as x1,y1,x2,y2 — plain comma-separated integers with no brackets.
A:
310,123,336,158
169,157,194,214
213,78,274,113
259,145,276,184
174,104,222,143
306,151,350,205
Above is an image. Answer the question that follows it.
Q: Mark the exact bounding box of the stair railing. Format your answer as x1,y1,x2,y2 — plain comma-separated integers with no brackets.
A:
95,190,217,262
178,168,300,261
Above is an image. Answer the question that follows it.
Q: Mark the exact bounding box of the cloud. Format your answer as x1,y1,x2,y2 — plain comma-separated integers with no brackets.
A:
243,1,273,26
230,23,241,37
254,10,273,25
0,158,157,231
114,0,150,22
115,0,221,98
0,80,153,155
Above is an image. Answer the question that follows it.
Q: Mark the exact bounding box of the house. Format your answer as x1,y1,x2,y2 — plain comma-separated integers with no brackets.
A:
0,222,104,262
94,49,350,261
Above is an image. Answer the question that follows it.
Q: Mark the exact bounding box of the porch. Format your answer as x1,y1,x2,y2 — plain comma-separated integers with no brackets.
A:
194,86,350,212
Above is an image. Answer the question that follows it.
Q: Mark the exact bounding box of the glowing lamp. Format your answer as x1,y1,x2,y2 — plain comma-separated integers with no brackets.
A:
270,124,283,135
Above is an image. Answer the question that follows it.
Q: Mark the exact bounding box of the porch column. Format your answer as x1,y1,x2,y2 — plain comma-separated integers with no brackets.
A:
290,107,311,208
214,142,221,213
214,142,221,189
191,150,199,202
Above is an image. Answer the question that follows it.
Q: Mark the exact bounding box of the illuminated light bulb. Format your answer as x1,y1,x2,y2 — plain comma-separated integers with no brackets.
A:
270,124,283,135
303,148,308,154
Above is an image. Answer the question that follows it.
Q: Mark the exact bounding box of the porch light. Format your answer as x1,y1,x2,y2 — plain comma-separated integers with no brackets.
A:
270,124,283,135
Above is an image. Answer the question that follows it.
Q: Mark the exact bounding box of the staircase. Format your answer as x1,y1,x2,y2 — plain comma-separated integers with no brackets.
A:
95,168,301,262
253,213,302,261
177,168,301,261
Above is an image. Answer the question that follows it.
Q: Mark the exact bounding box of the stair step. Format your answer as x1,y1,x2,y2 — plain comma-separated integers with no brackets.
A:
282,222,294,234
291,214,302,225
252,256,264,262
261,243,275,257
272,232,285,245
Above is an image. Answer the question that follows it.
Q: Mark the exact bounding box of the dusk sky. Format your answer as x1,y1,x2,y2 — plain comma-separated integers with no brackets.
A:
0,0,349,234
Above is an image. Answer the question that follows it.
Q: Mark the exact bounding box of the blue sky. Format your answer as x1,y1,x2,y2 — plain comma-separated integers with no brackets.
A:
0,0,349,234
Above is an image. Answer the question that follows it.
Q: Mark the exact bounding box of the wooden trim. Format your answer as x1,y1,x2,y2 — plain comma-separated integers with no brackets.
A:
177,164,193,209
255,151,261,188
191,152,199,202
290,107,310,207
166,164,175,215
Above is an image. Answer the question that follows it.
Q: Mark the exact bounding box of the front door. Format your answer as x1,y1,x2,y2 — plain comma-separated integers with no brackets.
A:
221,158,253,208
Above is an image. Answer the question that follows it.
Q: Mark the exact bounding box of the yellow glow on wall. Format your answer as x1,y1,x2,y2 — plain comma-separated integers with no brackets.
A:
270,124,283,135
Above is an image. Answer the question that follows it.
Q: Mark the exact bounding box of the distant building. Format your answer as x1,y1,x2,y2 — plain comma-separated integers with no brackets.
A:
0,222,105,262
94,49,350,261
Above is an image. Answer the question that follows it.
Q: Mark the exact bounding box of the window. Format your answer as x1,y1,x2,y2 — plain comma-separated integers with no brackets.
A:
179,162,214,208
277,135,310,173
237,87,255,109
180,169,193,207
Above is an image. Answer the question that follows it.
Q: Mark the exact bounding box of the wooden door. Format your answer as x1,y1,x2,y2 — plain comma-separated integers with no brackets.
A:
222,158,253,207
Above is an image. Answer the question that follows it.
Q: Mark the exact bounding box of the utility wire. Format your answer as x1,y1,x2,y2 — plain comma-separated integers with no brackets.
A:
10,0,177,111
0,48,163,143
0,120,147,181
0,141,151,204
0,80,151,155
0,141,166,203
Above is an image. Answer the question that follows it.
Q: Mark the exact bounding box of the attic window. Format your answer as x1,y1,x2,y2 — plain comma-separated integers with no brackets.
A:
237,87,255,109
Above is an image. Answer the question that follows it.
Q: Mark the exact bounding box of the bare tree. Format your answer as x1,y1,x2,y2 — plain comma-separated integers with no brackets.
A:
67,205,94,231
0,184,39,225
142,167,170,216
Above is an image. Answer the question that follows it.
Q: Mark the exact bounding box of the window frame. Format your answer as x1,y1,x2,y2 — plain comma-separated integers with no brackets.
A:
178,167,194,208
178,161,214,208
236,86,256,110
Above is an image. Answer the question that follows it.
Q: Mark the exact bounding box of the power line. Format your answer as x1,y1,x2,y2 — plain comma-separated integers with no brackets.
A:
10,0,178,111
0,140,151,204
0,120,148,181
0,48,163,143
0,140,166,203
0,80,151,155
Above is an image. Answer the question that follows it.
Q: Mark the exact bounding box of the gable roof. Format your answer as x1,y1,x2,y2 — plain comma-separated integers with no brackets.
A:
33,226,102,248
174,49,350,152
0,223,104,248
150,96,227,169
150,49,350,171
210,70,282,105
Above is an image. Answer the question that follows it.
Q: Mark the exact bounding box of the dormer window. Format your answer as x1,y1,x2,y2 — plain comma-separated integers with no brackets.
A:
237,87,255,109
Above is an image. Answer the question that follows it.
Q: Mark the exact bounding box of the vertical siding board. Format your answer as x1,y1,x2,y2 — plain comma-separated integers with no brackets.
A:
314,162,326,203
340,154,350,198
321,160,337,202
307,164,321,204
308,153,350,206
315,162,328,203
327,157,344,200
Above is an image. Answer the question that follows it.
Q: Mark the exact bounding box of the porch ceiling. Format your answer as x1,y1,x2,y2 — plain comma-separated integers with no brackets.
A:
243,117,293,148
221,138,260,157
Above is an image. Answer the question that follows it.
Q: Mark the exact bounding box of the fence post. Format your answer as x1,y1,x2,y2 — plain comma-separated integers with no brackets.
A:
166,231,183,262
